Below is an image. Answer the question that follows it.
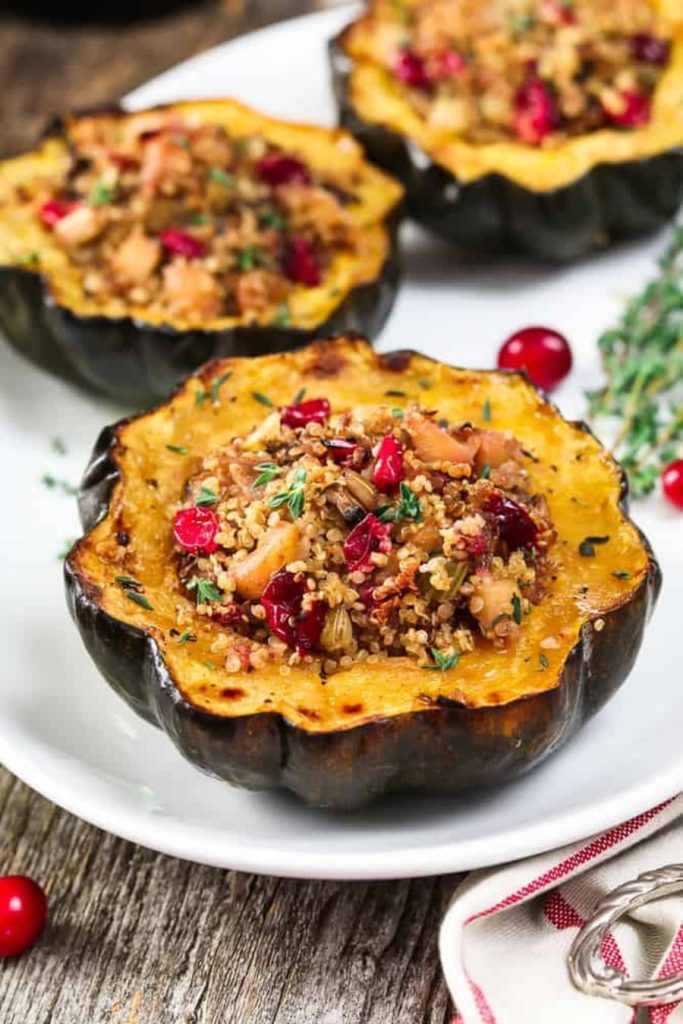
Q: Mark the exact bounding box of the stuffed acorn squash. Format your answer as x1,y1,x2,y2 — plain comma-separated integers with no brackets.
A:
0,101,402,404
331,0,683,260
65,336,660,809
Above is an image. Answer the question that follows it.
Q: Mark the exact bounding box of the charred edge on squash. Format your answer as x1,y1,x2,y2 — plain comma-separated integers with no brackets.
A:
64,339,662,808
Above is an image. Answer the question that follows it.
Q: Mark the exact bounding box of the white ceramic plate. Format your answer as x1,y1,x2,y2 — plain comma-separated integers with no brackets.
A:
0,7,681,880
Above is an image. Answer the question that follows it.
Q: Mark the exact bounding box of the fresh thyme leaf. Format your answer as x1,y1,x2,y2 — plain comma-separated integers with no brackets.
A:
259,207,288,231
50,436,67,455
536,653,550,671
177,630,196,645
384,389,407,397
376,504,395,523
511,593,523,625
579,535,610,557
482,400,492,422
253,462,282,487
41,473,77,496
210,371,231,404
292,387,306,405
252,391,274,408
479,462,491,480
208,167,235,188
508,11,535,34
187,576,223,604
235,246,271,272
203,659,217,671
390,408,404,419
273,302,291,327
418,378,432,390
90,180,116,205
396,482,421,522
268,468,306,519
187,212,209,226
587,228,683,498
166,444,189,455
115,574,142,590
124,590,153,611
18,251,40,266
612,570,632,580
426,647,461,672
195,485,219,507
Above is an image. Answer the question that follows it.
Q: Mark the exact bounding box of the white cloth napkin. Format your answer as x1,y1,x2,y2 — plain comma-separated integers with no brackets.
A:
440,795,683,1024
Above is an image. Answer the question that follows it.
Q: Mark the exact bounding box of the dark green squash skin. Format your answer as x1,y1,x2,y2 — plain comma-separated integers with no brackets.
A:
63,349,661,809
0,215,401,406
329,33,683,262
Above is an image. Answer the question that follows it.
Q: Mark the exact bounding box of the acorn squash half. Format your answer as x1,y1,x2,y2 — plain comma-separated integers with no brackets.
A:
0,101,403,404
65,336,660,809
330,0,683,260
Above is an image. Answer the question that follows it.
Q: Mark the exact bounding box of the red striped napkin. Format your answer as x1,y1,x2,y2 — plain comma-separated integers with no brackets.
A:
440,796,683,1024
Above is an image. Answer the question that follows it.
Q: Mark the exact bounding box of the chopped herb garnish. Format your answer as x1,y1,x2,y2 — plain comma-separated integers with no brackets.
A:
187,212,209,226
259,207,288,231
273,302,291,327
90,180,116,205
115,574,142,590
377,482,422,523
203,660,217,671
177,630,196,645
124,590,153,611
195,485,219,507
166,444,189,455
482,400,492,422
418,379,432,390
235,246,271,272
18,251,40,266
511,593,523,625
187,576,223,604
292,387,306,405
612,570,632,580
426,648,461,672
210,371,231,404
50,436,67,455
390,408,404,419
586,228,683,498
579,535,610,557
208,167,235,188
384,389,407,398
479,462,491,480
268,468,307,519
536,653,550,671
253,462,282,487
252,391,274,408
41,474,77,496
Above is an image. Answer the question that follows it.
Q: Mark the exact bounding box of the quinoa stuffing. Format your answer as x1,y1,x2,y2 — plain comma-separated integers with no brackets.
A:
171,397,557,675
362,0,671,145
23,110,371,324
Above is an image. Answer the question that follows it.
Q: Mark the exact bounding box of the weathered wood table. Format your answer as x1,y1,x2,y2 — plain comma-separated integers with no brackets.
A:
0,3,459,1020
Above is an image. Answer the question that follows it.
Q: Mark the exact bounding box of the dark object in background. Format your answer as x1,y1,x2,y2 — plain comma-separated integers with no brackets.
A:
0,0,201,23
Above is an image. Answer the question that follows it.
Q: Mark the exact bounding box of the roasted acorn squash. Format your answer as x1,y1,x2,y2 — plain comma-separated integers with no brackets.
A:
330,0,683,260
0,101,403,404
65,336,660,809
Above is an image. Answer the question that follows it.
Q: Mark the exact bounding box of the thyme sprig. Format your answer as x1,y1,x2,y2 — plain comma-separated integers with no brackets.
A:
586,229,683,497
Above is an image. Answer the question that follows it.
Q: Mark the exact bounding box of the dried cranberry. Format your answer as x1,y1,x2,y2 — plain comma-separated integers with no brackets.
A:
437,50,466,77
485,493,538,550
173,506,220,554
662,459,683,510
39,198,81,227
514,78,557,145
281,397,330,428
372,436,404,493
261,570,324,651
323,438,359,465
393,49,431,90
629,34,670,66
256,153,311,187
343,514,392,573
0,876,47,958
497,326,572,391
159,229,206,259
358,582,376,607
430,471,450,494
604,90,651,128
285,237,321,287
212,603,248,628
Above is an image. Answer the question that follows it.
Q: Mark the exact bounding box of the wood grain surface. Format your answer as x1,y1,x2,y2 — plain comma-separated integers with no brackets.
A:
0,3,459,1020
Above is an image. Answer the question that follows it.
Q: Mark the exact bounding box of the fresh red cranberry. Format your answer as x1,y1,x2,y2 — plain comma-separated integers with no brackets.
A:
514,78,557,145
256,152,311,187
39,198,81,227
604,90,651,128
662,459,683,510
393,49,431,90
372,436,405,493
323,438,359,465
343,514,392,573
0,876,47,958
261,570,324,651
437,50,466,77
497,326,572,391
159,229,206,260
173,506,220,554
284,237,321,287
629,34,670,66
281,397,330,428
485,493,538,550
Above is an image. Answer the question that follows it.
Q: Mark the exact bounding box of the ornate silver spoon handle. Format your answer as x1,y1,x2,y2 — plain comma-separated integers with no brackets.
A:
568,864,683,1007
